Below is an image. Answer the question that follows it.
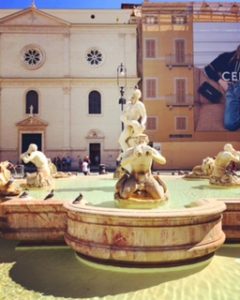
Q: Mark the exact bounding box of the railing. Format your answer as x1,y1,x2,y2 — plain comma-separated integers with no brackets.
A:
165,54,193,69
165,94,194,107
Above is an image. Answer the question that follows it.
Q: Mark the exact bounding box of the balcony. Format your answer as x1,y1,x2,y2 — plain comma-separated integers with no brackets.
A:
166,94,194,108
166,54,193,69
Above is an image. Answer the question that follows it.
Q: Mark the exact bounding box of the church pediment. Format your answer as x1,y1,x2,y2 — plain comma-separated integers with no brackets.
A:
86,129,105,139
16,116,48,128
0,7,70,27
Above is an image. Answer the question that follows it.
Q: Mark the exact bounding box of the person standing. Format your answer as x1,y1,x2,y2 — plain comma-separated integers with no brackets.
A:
66,156,72,171
82,160,89,176
78,156,82,172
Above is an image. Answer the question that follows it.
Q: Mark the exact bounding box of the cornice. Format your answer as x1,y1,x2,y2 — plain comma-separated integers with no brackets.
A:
16,115,48,128
0,76,139,83
0,7,71,26
0,25,70,34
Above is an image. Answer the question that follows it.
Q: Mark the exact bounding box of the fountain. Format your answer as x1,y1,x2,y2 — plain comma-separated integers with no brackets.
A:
64,89,226,266
184,143,240,186
0,145,68,241
0,94,239,298
184,156,215,179
209,143,240,186
3,88,240,266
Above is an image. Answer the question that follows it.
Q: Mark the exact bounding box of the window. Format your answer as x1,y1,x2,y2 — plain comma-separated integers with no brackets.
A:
26,90,39,114
176,116,187,130
145,39,156,58
176,79,186,104
172,15,187,25
147,117,157,130
86,48,103,66
231,4,239,14
21,44,45,70
146,79,157,98
145,15,158,24
89,91,101,114
175,39,185,64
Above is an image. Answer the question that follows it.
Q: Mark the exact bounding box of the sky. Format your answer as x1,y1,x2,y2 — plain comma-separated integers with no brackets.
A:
0,0,236,10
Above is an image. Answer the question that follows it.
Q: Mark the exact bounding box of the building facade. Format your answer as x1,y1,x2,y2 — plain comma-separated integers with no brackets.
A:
1,2,240,171
140,1,240,169
0,5,139,169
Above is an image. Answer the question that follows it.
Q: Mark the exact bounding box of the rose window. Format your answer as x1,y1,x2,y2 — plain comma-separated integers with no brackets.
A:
21,45,45,70
24,49,41,65
86,49,103,65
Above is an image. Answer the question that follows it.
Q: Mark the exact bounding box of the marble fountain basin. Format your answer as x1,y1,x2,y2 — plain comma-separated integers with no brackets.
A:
64,198,226,267
1,174,237,267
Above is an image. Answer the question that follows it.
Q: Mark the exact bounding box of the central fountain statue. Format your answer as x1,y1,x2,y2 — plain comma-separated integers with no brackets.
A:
118,88,147,152
115,88,168,208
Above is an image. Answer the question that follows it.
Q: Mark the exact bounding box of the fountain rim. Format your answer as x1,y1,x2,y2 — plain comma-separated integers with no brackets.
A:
64,198,226,218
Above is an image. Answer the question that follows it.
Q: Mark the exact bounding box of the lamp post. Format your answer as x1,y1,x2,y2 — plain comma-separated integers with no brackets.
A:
117,63,127,130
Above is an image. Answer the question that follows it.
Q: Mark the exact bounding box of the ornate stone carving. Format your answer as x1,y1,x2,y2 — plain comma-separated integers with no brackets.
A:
115,89,168,208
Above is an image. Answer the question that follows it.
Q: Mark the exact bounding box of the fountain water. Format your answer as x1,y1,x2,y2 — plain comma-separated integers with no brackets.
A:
12,164,25,179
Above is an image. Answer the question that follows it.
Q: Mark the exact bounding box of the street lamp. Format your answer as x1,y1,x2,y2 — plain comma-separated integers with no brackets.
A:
115,63,127,170
117,62,127,111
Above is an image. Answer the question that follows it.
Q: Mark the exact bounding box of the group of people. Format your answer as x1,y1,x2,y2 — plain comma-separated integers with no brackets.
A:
51,155,91,174
52,156,72,172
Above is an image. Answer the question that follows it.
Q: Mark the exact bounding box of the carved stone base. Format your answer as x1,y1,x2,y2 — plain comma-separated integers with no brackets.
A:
113,166,125,179
209,174,240,186
183,174,210,180
0,188,21,198
22,172,53,188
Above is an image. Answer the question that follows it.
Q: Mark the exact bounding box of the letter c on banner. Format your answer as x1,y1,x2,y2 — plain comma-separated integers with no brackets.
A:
222,72,230,81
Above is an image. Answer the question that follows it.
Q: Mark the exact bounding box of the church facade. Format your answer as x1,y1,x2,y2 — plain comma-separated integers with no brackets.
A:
0,5,139,169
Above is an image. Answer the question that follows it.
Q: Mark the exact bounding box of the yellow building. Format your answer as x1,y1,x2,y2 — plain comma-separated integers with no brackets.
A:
140,1,240,169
